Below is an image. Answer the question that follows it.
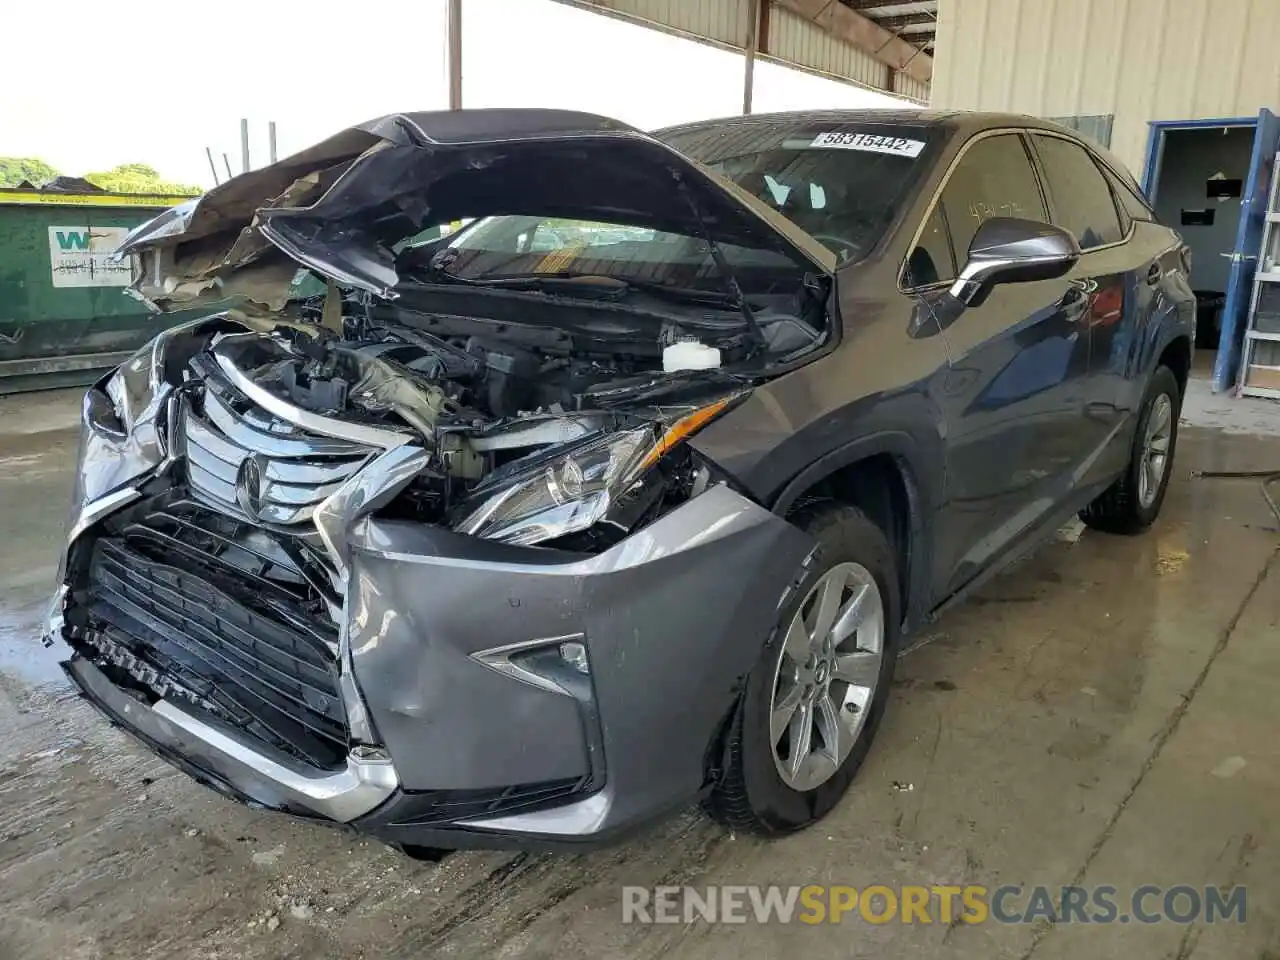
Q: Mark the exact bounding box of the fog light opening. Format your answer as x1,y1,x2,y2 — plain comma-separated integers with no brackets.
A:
559,640,590,675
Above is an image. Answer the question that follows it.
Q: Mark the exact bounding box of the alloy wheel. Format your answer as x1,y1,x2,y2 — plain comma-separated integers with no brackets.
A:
1138,393,1173,509
769,562,885,792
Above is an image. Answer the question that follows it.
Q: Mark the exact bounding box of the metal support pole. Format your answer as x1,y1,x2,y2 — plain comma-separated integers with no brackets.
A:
268,121,278,163
223,153,233,181
743,0,761,115
240,118,250,173
205,147,220,186
447,0,463,110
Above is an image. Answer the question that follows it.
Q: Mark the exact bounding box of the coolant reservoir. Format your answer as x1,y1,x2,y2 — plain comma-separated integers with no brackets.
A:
663,341,722,372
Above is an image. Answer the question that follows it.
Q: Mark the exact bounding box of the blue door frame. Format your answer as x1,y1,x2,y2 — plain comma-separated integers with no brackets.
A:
1141,115,1278,392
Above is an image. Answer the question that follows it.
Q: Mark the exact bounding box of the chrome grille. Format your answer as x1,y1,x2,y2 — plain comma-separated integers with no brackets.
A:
181,386,375,526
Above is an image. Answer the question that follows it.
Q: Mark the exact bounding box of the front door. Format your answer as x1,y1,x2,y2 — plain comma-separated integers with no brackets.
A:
916,132,1093,599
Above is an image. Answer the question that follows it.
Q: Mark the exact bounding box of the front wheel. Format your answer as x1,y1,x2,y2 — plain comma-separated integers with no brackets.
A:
705,503,900,836
1080,364,1181,534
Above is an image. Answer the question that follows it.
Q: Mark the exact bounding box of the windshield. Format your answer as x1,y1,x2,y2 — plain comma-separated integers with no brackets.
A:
659,121,937,264
399,214,803,296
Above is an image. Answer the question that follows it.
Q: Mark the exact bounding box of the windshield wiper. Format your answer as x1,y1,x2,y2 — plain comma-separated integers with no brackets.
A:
441,270,743,307
425,245,765,348
421,254,747,308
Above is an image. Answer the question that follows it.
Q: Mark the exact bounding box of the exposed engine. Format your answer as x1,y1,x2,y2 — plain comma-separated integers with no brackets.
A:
231,321,649,431
177,312,714,544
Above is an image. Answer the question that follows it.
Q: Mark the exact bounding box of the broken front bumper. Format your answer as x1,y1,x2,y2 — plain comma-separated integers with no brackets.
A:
50,476,813,849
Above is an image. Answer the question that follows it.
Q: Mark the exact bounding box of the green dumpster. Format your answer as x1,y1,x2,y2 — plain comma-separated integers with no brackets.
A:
0,188,203,393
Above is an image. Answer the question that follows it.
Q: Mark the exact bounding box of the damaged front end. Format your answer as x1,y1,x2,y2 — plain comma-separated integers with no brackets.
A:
46,110,827,847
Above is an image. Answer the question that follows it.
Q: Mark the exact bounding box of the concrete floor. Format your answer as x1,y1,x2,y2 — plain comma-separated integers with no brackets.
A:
2,383,1279,959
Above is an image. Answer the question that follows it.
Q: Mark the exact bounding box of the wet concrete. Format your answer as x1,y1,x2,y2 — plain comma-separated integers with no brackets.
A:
2,385,1280,959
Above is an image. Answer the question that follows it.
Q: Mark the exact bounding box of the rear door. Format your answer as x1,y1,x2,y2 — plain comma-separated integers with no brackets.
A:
1027,132,1134,488
914,131,1093,598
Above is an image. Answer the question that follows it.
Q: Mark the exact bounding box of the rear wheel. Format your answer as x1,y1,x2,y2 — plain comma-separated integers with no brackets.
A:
705,503,899,836
1080,364,1181,534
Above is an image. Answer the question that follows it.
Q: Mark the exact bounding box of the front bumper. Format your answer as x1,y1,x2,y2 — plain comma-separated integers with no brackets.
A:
63,653,397,822
52,480,813,849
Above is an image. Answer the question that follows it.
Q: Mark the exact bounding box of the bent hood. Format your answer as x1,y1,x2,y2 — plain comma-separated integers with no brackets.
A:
117,109,835,313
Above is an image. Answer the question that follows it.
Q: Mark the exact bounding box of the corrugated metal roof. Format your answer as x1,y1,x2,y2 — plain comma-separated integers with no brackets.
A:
769,6,889,90
840,0,938,53
552,0,930,101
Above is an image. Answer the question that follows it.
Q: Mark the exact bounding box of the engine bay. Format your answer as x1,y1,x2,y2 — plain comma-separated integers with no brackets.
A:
176,309,741,546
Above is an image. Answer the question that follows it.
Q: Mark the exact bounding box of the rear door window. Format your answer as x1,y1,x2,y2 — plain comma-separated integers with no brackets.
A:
1031,134,1126,248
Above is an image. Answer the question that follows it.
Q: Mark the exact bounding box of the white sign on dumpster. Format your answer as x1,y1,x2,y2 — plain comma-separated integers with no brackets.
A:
47,226,132,288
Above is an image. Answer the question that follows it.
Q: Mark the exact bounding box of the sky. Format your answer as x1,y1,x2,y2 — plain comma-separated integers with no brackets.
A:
0,0,909,188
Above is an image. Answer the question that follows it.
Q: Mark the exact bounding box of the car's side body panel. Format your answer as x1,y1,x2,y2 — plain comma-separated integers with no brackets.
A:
685,111,1195,629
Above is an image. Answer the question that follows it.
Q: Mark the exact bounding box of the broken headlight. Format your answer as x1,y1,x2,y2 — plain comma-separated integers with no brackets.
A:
455,426,654,546
100,337,167,436
454,395,738,547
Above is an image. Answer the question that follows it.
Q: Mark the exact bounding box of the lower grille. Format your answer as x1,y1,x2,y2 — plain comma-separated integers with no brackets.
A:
78,499,348,770
388,777,589,827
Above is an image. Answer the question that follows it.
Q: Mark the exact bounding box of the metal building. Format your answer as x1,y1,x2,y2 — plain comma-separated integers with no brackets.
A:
929,0,1280,391
554,1,937,103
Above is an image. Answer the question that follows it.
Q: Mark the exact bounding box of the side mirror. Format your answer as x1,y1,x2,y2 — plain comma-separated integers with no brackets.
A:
949,218,1080,306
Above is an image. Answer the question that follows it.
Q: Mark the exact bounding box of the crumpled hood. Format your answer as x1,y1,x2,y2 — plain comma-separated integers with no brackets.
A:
116,108,835,313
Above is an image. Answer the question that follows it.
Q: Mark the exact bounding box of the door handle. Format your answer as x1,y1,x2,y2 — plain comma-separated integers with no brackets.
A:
1146,264,1162,286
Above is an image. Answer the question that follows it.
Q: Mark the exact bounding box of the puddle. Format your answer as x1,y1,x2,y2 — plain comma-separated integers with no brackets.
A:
0,598,68,689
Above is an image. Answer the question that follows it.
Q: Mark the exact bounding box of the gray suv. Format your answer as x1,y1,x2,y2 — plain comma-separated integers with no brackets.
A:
46,108,1194,853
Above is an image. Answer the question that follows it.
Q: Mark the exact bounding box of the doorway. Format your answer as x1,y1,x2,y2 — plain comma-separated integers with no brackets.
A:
1146,125,1254,352
1142,111,1280,391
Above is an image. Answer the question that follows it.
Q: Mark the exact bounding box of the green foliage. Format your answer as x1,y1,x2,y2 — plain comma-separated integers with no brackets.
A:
0,157,202,195
85,163,202,196
0,157,59,187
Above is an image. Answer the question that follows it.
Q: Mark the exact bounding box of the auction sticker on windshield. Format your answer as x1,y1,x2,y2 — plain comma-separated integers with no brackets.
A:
808,132,925,157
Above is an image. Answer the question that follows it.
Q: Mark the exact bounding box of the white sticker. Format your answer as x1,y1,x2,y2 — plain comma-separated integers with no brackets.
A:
47,226,132,288
809,132,926,157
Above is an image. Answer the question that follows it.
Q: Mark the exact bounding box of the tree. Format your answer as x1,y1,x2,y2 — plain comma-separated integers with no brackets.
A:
85,163,202,196
0,157,59,187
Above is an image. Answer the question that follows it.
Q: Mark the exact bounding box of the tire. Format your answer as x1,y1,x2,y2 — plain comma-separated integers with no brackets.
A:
1080,364,1181,535
705,503,900,836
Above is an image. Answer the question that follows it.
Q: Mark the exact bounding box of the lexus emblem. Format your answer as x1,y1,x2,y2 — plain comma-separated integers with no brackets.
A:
235,453,271,521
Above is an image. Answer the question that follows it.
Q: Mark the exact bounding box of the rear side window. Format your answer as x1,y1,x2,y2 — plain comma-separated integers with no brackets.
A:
937,134,1048,260
1031,134,1125,249
1103,166,1156,223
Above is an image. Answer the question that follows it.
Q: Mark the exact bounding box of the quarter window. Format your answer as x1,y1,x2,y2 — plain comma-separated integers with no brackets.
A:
905,205,955,286
1103,166,1156,224
1032,134,1125,249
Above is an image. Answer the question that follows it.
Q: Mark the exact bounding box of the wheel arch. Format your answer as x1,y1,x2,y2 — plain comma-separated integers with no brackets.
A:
1157,334,1192,400
770,431,937,630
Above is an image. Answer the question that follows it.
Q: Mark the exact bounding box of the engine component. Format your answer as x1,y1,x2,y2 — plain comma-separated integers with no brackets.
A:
466,338,541,417
663,341,721,372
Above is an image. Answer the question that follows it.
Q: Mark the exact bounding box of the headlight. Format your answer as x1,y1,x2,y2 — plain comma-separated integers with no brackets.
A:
101,337,166,436
94,316,220,438
455,395,737,547
456,426,654,546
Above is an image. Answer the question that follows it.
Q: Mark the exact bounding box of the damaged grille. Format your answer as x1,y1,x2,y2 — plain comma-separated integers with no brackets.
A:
181,368,376,526
75,498,348,770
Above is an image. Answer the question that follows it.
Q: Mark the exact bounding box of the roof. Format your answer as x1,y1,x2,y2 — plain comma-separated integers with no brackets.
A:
654,108,1077,139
